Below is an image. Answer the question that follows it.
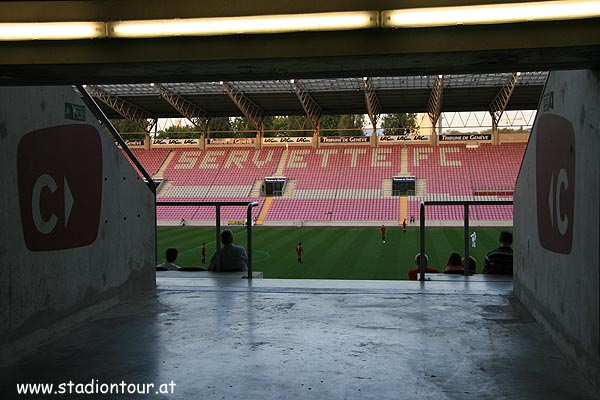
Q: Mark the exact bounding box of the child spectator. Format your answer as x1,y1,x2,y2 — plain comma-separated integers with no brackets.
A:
444,252,465,274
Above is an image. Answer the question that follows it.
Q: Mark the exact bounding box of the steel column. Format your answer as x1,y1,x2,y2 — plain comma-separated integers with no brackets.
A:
419,202,426,281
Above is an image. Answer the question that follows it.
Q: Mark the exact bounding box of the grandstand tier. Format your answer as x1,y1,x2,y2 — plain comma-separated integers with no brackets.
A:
121,148,171,177
122,143,525,224
467,143,525,191
157,197,265,223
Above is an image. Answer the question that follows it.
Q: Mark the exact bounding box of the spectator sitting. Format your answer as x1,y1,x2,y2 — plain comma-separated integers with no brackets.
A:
156,248,180,271
462,255,477,274
444,252,465,274
483,231,513,275
209,229,248,272
408,253,439,280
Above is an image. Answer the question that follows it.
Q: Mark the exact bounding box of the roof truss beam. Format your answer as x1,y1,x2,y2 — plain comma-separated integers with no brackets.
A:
489,72,520,129
427,75,444,133
362,77,382,132
291,79,322,130
154,83,209,131
87,85,156,133
221,81,264,131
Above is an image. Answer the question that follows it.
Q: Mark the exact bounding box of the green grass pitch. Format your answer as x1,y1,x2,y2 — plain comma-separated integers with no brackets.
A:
157,226,510,280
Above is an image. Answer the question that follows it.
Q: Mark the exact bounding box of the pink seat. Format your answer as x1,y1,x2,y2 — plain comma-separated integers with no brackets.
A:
126,143,524,223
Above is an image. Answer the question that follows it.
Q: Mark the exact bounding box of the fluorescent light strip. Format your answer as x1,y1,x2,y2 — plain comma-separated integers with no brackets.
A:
1,2,599,41
0,22,105,41
108,11,378,38
382,0,600,28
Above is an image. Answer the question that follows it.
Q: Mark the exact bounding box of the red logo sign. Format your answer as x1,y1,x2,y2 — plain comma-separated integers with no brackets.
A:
536,114,575,254
17,124,103,251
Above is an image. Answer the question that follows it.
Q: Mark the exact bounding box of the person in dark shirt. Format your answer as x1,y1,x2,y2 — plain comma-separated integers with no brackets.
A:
209,230,248,272
296,242,303,264
483,231,513,275
462,256,477,274
156,248,180,271
444,252,465,274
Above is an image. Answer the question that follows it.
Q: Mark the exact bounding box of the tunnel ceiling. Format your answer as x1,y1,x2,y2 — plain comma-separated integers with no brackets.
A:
1,1,598,116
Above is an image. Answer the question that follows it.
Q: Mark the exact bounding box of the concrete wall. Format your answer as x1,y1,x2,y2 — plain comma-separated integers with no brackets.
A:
514,70,599,390
0,86,155,363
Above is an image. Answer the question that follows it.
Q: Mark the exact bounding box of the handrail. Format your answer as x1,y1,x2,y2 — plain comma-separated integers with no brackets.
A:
76,84,156,195
419,199,513,281
77,84,158,268
156,201,260,278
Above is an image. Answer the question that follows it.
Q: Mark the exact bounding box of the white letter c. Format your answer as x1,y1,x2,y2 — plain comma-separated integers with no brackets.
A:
32,174,58,235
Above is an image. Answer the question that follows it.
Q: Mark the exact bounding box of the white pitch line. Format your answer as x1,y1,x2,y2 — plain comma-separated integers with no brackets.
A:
253,249,271,263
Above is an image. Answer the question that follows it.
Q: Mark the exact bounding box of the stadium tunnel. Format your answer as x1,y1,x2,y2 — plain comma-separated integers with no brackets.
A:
0,1,599,398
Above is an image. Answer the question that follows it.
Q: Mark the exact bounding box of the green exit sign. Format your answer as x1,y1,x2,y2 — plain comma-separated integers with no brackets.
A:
65,102,86,121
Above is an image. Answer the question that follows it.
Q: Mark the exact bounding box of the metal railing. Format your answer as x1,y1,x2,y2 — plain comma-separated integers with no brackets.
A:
156,201,260,278
77,84,159,267
418,200,513,281
76,84,156,195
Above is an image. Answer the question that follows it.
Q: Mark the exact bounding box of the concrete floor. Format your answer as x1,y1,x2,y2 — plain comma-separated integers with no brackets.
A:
1,275,598,400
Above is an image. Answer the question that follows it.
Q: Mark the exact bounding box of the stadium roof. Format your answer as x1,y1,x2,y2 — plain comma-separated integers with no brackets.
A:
93,72,547,120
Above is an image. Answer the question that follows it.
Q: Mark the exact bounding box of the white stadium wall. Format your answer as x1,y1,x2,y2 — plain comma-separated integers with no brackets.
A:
0,86,155,363
514,70,599,389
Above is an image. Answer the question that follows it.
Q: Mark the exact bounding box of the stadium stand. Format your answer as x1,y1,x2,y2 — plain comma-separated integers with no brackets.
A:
162,148,281,184
407,201,468,222
266,198,336,221
148,147,280,223
471,204,514,221
160,147,282,199
125,143,525,224
283,146,401,190
466,143,526,193
408,145,472,196
157,196,265,222
270,146,402,221
121,148,172,176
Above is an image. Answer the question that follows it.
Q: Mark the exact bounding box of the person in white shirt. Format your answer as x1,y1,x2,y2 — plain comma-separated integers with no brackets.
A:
471,231,477,248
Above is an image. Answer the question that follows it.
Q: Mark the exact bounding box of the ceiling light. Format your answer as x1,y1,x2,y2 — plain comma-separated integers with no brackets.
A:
0,21,106,41
108,11,378,38
382,0,600,28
